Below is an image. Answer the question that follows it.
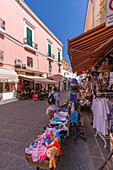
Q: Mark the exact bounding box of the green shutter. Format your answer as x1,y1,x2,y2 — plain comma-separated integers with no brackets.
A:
27,27,32,47
58,52,60,62
48,44,51,57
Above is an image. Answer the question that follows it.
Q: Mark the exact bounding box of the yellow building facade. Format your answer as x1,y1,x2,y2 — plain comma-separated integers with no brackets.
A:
84,0,105,32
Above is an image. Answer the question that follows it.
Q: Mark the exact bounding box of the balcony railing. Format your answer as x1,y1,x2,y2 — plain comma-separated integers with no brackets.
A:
47,52,55,60
58,59,62,64
51,54,55,59
49,65,52,71
64,77,68,81
0,18,5,30
24,38,38,50
0,50,4,62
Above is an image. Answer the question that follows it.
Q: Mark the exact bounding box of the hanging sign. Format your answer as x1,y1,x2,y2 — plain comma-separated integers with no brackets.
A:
106,0,113,27
110,72,113,84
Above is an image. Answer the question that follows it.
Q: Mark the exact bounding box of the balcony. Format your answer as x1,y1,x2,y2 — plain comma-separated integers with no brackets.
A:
47,52,55,61
0,50,4,63
15,58,22,68
49,65,52,71
58,59,62,65
22,64,27,69
0,18,5,35
24,38,38,53
64,77,68,81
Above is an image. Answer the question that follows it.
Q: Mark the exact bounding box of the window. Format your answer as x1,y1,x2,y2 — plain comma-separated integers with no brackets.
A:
27,27,32,47
58,65,61,73
58,51,60,62
27,57,33,67
5,83,10,92
49,60,52,70
48,44,51,57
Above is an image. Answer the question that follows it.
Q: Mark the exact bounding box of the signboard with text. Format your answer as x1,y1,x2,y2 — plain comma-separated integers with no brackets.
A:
106,0,113,27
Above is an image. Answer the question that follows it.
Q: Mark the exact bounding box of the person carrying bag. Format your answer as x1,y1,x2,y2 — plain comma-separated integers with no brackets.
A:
47,86,59,120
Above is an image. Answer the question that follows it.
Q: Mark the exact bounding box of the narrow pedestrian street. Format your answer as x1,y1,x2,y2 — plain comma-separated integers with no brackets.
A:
1,91,111,170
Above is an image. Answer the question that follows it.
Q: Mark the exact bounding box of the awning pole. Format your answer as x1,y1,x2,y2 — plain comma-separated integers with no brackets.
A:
67,39,73,68
34,81,35,92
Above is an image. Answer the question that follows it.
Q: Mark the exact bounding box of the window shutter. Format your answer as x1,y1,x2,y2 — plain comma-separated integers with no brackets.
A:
27,27,32,47
48,44,51,57
58,52,60,62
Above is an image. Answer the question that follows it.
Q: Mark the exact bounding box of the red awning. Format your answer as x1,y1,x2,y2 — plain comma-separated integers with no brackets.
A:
77,68,89,76
68,23,113,73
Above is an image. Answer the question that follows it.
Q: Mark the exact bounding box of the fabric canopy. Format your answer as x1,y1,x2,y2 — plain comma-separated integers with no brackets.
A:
68,23,113,73
77,68,89,76
18,74,58,84
0,67,18,82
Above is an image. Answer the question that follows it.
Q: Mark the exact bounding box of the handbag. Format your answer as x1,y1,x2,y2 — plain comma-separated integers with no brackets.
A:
46,107,50,115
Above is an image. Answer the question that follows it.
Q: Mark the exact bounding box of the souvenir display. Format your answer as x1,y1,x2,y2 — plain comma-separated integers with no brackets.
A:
25,110,69,169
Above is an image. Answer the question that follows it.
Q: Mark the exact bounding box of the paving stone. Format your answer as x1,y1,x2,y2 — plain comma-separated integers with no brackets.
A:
12,133,32,144
0,153,14,170
92,157,106,170
0,130,18,140
0,140,17,153
9,143,28,157
0,122,15,130
11,125,26,133
5,157,31,170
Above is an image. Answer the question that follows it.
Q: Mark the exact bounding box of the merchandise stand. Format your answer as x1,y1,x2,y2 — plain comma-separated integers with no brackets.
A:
25,107,69,170
73,124,86,142
70,109,86,142
25,153,49,170
25,134,68,170
95,131,110,148
94,92,113,148
69,78,87,142
70,121,86,142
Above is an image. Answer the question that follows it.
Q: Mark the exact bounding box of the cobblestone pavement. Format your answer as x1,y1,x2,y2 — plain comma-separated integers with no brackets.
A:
0,91,109,170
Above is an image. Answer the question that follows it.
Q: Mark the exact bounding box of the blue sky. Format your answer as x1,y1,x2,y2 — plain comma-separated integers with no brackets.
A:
24,0,88,66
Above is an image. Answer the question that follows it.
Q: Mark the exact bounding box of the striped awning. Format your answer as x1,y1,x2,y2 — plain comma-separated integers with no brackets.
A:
68,23,113,73
18,74,58,84
0,67,18,82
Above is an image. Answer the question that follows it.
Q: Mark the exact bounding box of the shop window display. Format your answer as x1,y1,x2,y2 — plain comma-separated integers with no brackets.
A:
5,83,10,92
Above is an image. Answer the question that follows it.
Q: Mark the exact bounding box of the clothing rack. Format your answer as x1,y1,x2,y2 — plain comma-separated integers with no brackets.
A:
95,131,110,148
93,95,112,148
97,92,113,95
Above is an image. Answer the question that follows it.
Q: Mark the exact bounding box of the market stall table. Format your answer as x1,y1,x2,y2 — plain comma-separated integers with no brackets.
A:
25,110,69,170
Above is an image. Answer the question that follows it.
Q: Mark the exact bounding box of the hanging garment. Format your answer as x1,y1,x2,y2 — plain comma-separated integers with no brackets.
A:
91,98,110,136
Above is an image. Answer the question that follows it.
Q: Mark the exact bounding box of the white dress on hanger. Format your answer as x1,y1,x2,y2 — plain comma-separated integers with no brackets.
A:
91,98,110,136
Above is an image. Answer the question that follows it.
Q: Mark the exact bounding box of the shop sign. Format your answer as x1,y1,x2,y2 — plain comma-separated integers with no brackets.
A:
110,72,113,84
0,79,15,83
106,0,113,27
0,79,8,82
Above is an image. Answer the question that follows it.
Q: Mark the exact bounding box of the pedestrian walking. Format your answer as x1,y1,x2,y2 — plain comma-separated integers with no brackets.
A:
48,86,59,120
54,86,59,111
